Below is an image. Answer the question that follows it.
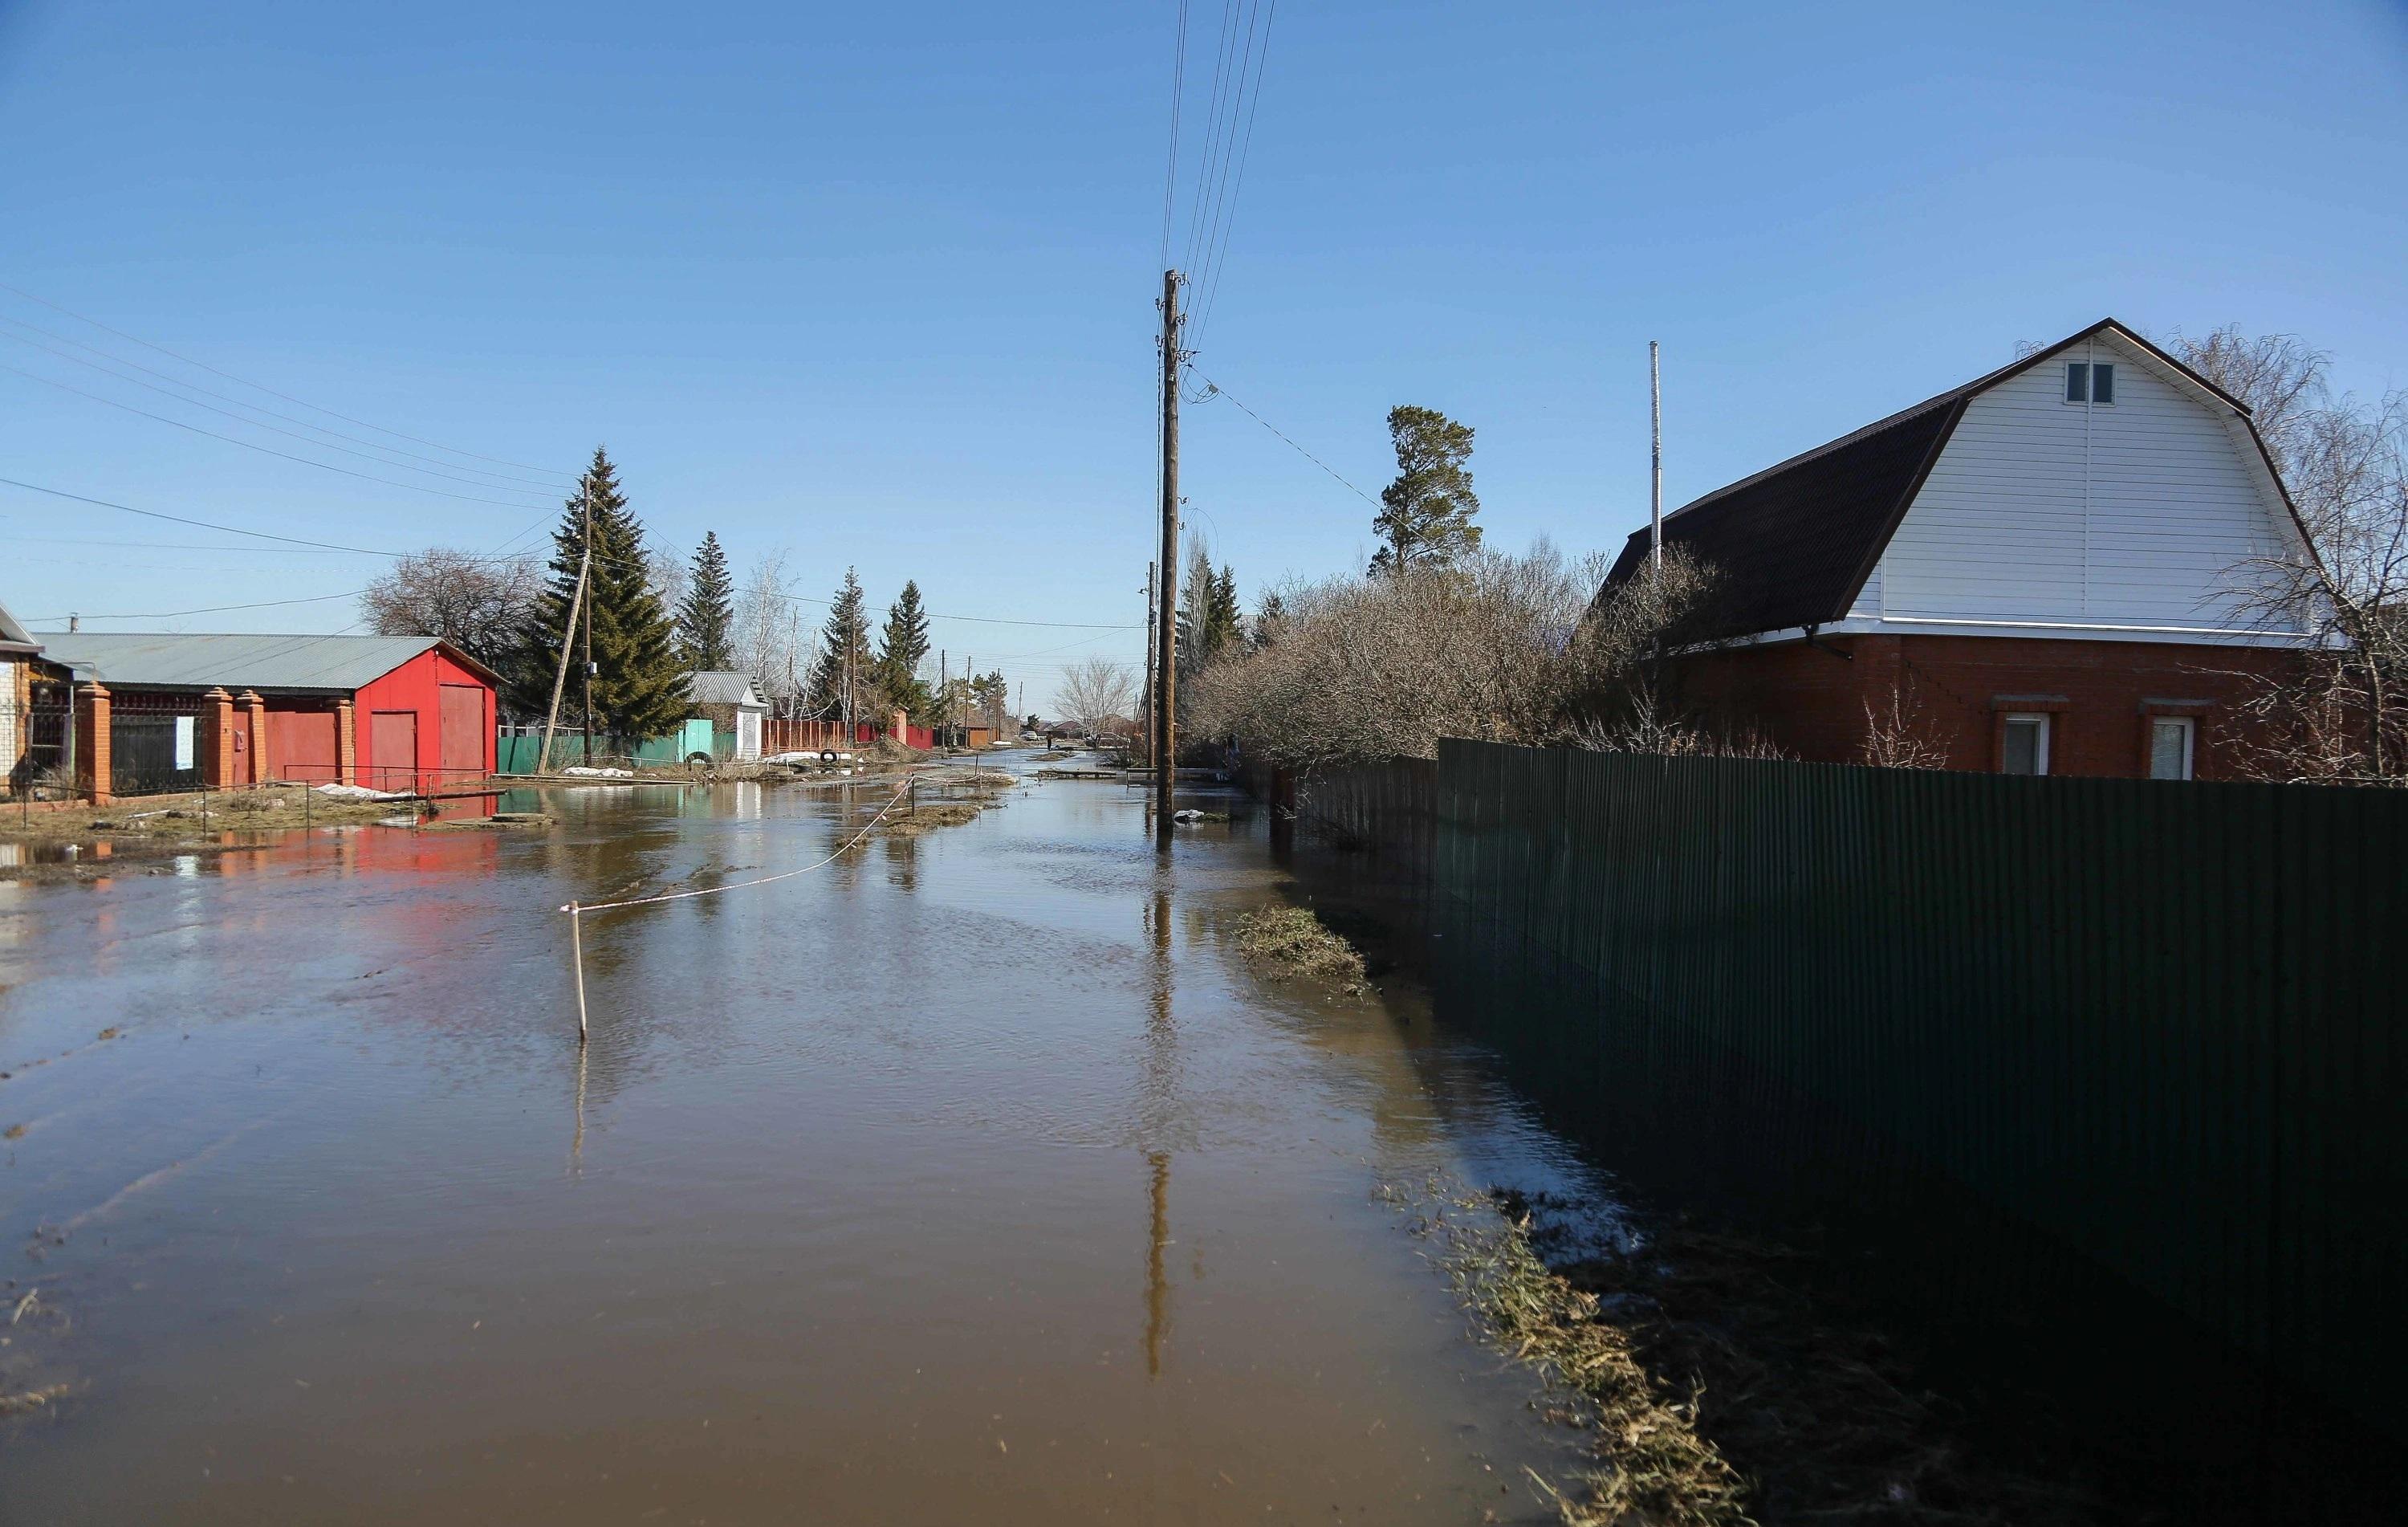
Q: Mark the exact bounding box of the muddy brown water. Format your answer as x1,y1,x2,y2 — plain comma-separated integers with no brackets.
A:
0,768,1610,1525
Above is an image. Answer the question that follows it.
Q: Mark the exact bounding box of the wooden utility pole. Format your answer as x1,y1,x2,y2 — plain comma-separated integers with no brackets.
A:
536,546,590,776
1154,269,1182,844
580,481,597,764
1143,560,1157,766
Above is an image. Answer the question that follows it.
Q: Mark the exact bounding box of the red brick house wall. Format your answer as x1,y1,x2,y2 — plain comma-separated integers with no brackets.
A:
1668,634,2300,780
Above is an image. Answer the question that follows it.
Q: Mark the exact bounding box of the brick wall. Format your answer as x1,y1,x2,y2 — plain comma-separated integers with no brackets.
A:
1669,633,2301,780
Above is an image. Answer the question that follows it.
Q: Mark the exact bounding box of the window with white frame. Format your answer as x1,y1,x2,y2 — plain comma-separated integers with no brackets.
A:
2148,716,2195,781
2064,360,2114,404
2000,713,2050,776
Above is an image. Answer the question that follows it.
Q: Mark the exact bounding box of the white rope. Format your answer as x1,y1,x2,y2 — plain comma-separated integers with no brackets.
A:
559,776,914,917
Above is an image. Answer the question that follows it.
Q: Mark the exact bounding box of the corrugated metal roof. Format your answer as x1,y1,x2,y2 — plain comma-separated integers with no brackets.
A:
685,670,764,706
32,632,445,692
0,601,37,651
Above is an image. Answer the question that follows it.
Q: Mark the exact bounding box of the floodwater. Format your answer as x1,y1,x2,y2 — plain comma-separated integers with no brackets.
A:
0,765,1605,1525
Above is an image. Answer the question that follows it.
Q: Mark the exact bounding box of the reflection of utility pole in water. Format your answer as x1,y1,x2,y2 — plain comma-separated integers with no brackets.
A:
569,1039,587,1175
1145,1150,1170,1377
1140,860,1177,1376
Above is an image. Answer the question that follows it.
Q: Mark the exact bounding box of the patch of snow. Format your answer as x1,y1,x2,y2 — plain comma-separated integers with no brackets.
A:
315,783,403,800
559,766,635,779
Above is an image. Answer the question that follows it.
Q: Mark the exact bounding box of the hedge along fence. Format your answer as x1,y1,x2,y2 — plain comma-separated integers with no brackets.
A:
1421,737,2406,1442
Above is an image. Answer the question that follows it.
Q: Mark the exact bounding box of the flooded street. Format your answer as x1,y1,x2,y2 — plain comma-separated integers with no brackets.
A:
1,766,1599,1525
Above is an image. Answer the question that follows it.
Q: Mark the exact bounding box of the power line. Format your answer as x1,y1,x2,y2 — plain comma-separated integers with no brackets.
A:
23,587,371,623
0,314,571,489
1193,0,1279,340
1187,0,1267,320
1181,0,1244,276
1158,0,1192,271
1184,368,1380,507
0,361,568,510
0,331,560,498
0,279,564,474
0,476,407,556
3,474,1144,634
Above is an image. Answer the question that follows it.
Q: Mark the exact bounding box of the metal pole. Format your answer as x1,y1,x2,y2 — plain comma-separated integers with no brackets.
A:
1649,340,1663,576
1155,269,1182,844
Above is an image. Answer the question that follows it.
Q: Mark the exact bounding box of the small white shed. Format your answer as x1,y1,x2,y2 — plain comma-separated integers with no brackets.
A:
686,670,769,761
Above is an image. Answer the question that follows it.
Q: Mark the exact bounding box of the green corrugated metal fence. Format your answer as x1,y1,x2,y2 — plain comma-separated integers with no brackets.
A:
1422,739,2404,1439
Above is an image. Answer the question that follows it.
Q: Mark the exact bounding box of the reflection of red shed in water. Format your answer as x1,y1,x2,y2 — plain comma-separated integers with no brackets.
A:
37,631,498,798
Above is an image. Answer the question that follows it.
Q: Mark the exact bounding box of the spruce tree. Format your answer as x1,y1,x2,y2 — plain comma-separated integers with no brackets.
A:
877,580,933,710
507,447,689,741
676,531,735,670
1370,405,1483,574
803,568,877,722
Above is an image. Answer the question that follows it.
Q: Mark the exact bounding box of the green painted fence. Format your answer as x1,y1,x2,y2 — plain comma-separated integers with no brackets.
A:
494,719,718,774
1423,738,2405,1440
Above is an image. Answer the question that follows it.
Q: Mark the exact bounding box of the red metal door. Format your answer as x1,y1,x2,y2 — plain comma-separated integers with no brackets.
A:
270,708,337,786
438,684,485,787
369,711,417,793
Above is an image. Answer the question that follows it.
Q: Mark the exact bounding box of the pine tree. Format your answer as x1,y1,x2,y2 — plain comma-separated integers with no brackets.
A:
877,580,933,711
1176,542,1244,674
1370,405,1483,574
676,531,735,670
803,568,877,722
506,448,689,741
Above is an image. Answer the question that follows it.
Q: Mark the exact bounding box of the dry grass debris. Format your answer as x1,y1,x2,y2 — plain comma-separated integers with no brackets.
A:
1232,905,1369,994
1389,1180,1748,1525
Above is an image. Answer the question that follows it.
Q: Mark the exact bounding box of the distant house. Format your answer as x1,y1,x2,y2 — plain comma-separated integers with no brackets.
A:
34,630,498,800
1601,319,2316,780
1,601,65,792
685,670,767,761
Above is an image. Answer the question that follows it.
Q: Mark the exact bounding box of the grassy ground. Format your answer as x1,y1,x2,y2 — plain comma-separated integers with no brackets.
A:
1387,1182,1749,1526
866,768,1015,840
2,787,413,843
1387,1180,2107,1526
1231,904,1369,995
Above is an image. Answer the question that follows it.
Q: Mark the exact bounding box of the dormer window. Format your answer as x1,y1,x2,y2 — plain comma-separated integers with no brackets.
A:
2065,360,2114,404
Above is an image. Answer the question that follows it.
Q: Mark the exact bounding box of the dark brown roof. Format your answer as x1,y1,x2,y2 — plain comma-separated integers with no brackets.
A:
1601,318,2290,642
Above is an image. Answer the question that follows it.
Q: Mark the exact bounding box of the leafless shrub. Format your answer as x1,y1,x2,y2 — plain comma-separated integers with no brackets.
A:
1190,541,1739,772
2178,328,2408,784
1860,678,1950,770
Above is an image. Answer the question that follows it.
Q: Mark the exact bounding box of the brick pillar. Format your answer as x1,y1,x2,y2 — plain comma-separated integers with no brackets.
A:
335,698,357,786
891,707,907,743
77,682,112,804
238,690,269,784
200,687,238,788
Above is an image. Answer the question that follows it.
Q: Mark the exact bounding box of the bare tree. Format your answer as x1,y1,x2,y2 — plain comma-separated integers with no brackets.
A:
361,548,541,674
730,549,804,711
1054,657,1137,735
2176,327,2408,783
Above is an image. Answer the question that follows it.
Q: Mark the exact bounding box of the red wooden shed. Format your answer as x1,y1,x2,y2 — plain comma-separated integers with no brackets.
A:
36,631,498,799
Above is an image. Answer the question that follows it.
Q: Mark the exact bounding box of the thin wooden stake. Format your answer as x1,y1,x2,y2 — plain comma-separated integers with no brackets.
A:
567,903,588,1044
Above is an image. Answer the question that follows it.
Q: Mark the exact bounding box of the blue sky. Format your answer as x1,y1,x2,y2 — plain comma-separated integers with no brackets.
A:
2,0,2403,707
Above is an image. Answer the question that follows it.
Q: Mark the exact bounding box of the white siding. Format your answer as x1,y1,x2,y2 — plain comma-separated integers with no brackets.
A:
1848,559,1881,617
1873,332,2300,631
